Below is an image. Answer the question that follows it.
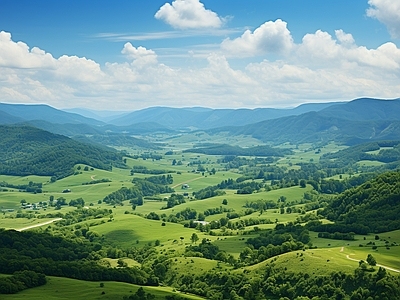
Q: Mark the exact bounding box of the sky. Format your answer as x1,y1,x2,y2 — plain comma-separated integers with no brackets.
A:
0,0,399,111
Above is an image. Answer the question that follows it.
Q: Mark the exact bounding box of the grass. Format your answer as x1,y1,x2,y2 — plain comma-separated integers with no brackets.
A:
0,276,205,300
214,235,257,258
1,140,400,294
0,216,58,230
101,258,141,268
169,256,231,277
246,247,358,276
343,246,400,272
91,214,208,248
276,142,347,167
308,229,400,273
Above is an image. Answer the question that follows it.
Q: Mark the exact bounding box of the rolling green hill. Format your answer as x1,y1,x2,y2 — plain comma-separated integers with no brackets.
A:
0,125,127,179
319,170,400,233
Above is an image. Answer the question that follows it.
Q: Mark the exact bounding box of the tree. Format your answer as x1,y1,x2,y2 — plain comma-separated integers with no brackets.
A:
117,259,128,267
191,233,199,244
300,179,307,188
366,254,376,266
222,199,228,205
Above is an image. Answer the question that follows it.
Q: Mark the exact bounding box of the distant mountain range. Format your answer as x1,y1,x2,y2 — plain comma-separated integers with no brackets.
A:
0,103,103,126
1,98,399,146
208,98,400,145
106,102,343,129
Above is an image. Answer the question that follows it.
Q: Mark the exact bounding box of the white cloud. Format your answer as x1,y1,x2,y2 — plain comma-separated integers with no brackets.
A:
0,28,399,110
155,0,222,29
121,43,158,67
335,29,355,46
57,55,104,82
367,0,400,38
295,29,400,71
0,31,56,69
221,19,294,57
297,30,341,64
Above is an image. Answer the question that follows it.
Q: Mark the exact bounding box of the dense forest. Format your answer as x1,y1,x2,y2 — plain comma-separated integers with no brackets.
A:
320,171,400,233
0,125,127,179
1,100,400,299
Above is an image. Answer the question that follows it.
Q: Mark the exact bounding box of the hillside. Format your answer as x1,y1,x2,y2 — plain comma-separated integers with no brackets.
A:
208,98,400,145
319,98,400,121
0,103,103,126
0,125,127,179
320,170,400,233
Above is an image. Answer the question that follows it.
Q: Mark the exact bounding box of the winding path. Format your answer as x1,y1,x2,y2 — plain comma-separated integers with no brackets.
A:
16,218,62,232
344,251,400,273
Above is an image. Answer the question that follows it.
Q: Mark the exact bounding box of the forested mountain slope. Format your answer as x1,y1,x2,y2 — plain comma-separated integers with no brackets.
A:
208,99,400,145
0,125,126,179
0,103,103,126
108,102,340,129
320,170,400,233
318,98,400,121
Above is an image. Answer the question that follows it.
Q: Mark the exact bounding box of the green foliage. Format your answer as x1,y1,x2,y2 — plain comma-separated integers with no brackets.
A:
366,254,377,266
145,174,173,185
0,181,42,193
321,140,400,165
317,231,355,240
81,178,112,185
0,270,46,294
165,194,185,209
0,229,151,285
0,125,126,179
103,176,174,206
321,170,400,233
185,239,228,262
243,223,309,264
69,197,85,208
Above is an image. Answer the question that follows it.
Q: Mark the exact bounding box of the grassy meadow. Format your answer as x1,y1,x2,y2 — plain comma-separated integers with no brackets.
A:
1,140,400,299
0,276,205,300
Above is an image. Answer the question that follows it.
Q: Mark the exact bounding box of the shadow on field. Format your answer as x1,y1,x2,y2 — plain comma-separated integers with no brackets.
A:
105,229,139,243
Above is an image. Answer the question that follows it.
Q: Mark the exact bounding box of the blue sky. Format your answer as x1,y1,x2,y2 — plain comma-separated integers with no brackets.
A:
0,0,399,110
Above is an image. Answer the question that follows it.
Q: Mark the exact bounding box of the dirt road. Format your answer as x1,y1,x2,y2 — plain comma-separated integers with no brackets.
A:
16,218,62,232
345,252,400,273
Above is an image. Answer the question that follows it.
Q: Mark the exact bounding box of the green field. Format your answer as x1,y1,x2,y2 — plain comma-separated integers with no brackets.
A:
1,140,400,299
0,276,204,300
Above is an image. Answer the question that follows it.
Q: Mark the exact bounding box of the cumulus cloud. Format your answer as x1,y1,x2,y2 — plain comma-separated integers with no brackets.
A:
221,19,294,56
0,28,399,110
0,31,56,69
121,43,158,67
295,29,400,71
155,0,222,29
367,0,400,38
335,29,355,46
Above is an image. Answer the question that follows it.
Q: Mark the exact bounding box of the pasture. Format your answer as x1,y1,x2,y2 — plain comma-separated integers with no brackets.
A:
0,276,204,300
